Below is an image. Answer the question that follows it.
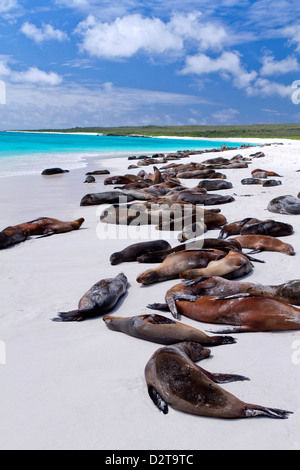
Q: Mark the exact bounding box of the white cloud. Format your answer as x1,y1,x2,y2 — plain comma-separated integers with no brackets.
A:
181,51,257,89
283,24,300,52
20,22,69,44
260,54,300,76
211,107,240,124
246,77,293,98
0,59,63,86
0,0,18,12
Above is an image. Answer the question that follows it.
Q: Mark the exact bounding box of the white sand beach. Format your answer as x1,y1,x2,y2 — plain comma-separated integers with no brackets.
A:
0,138,300,450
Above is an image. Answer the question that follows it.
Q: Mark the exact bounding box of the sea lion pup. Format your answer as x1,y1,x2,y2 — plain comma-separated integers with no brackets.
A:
149,277,300,316
230,235,295,256
267,195,300,215
174,295,300,333
110,239,172,265
0,228,29,250
145,342,291,418
195,180,233,191
52,273,128,322
103,313,235,346
180,250,253,281
137,238,241,264
2,217,84,238
80,191,135,206
84,175,96,183
136,250,225,285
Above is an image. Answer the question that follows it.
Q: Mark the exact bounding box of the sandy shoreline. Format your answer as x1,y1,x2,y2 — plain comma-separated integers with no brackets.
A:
0,139,300,450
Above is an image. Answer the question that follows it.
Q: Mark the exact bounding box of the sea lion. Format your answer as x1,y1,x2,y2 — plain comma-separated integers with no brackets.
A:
250,151,265,158
262,180,282,187
174,294,300,333
145,342,291,418
86,170,110,175
84,176,96,183
136,250,225,285
0,228,29,250
241,178,262,185
178,223,206,242
267,195,300,215
251,169,282,177
219,218,294,239
52,273,128,322
195,180,233,191
2,217,84,238
230,235,295,255
110,239,172,265
104,175,143,185
180,250,253,281
251,171,268,179
41,168,69,175
80,191,135,206
103,313,235,346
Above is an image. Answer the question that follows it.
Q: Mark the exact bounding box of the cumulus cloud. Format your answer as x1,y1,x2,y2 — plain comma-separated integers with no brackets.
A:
260,54,300,76
20,22,69,44
0,0,18,13
0,58,63,86
181,51,257,89
283,24,300,52
75,12,232,60
246,77,293,98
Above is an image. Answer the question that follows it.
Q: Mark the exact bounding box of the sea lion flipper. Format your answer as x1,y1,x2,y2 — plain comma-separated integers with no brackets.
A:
147,303,170,312
244,405,293,419
148,385,168,414
213,293,252,300
205,371,250,384
52,310,85,322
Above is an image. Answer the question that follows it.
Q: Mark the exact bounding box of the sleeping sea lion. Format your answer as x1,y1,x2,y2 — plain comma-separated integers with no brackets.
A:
180,250,253,281
52,273,128,322
2,217,84,238
103,313,235,346
174,294,300,333
195,180,233,191
84,176,96,183
145,342,291,418
219,218,293,239
80,191,135,206
251,169,282,177
0,228,29,250
136,250,225,285
41,168,69,175
230,235,295,255
110,239,172,265
267,195,300,215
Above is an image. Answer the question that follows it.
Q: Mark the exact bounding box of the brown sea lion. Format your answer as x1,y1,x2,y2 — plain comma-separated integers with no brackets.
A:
2,217,84,238
145,342,291,418
251,169,282,177
267,195,300,215
80,191,136,206
148,277,300,317
52,273,128,322
84,176,96,183
219,218,262,238
219,218,294,239
231,235,295,255
180,250,253,281
0,228,29,250
41,168,69,175
86,170,110,175
136,250,225,285
195,180,233,191
104,175,143,185
110,239,172,265
175,294,300,333
103,313,235,346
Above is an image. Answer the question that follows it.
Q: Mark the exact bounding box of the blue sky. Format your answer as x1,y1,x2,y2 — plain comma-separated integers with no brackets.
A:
1,0,300,129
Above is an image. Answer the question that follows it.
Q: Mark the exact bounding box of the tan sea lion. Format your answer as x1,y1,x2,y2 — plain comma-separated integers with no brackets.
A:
145,342,291,418
136,250,225,285
175,294,300,333
180,250,253,281
251,169,282,177
231,235,295,255
52,273,128,322
2,217,85,238
103,313,236,346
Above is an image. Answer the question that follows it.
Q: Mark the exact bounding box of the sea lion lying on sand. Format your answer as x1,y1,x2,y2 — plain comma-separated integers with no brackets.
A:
2,217,84,238
52,273,128,322
230,235,295,255
145,342,291,418
267,195,300,215
80,191,136,206
103,313,235,346
110,239,171,265
219,218,293,239
41,168,69,175
0,229,29,250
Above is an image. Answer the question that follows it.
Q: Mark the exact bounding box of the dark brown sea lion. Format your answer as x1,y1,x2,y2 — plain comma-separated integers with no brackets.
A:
180,250,253,281
219,218,294,239
251,169,282,177
104,175,143,185
103,313,235,346
175,294,300,333
80,191,135,206
41,168,69,175
262,180,282,187
231,235,295,255
219,218,262,239
110,239,172,265
136,250,225,285
52,273,128,322
0,228,29,250
267,195,300,215
84,176,96,183
86,170,110,175
145,342,291,418
195,180,233,191
241,178,262,185
2,217,84,238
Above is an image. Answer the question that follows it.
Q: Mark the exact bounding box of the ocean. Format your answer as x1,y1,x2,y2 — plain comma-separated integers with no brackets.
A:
0,132,248,178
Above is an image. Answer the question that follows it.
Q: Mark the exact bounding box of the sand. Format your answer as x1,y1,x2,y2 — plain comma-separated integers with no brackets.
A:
0,137,300,450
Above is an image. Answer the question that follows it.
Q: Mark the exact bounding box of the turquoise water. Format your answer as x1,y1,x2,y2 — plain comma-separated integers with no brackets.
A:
0,132,248,178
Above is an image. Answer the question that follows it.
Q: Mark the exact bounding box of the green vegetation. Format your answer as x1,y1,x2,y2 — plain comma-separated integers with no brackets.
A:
28,123,300,139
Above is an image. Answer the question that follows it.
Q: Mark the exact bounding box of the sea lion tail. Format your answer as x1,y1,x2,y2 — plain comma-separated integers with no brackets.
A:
52,310,84,322
244,404,293,419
